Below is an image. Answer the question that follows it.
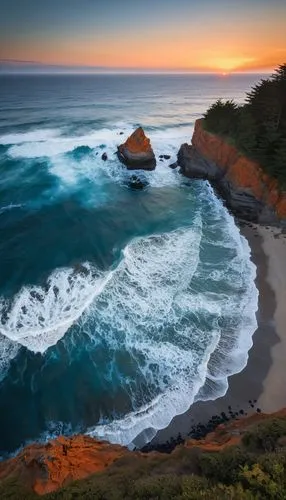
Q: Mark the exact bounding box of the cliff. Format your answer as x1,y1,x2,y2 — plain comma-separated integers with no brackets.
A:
1,409,286,496
0,436,128,495
178,119,286,223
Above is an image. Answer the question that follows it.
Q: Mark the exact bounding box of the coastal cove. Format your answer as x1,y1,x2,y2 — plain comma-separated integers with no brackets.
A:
152,222,286,447
0,73,285,460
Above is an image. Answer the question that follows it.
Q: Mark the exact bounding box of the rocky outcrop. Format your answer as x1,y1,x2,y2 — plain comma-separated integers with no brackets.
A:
185,408,286,452
117,127,156,170
178,119,286,223
169,161,178,169
128,174,148,190
0,435,128,495
1,409,286,495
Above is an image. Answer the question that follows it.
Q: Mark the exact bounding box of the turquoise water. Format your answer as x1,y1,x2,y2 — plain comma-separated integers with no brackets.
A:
0,74,259,455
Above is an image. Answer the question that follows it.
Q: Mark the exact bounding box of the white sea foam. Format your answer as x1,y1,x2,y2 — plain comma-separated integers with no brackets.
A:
0,264,113,353
0,204,24,215
86,186,258,446
0,187,258,446
0,129,59,146
6,128,122,158
0,125,258,448
4,125,191,160
0,333,20,382
4,126,189,203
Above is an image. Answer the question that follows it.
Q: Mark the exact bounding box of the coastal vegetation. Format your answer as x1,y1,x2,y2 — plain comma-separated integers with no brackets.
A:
203,64,286,188
1,416,286,499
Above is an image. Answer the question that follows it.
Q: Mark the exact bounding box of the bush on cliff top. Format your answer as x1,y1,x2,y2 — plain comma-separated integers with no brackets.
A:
203,64,286,188
1,417,286,499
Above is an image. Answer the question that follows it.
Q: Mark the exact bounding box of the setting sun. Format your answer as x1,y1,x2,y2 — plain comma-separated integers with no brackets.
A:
1,0,286,73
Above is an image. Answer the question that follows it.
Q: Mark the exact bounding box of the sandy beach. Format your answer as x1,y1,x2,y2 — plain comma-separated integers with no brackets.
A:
151,222,286,446
256,225,286,412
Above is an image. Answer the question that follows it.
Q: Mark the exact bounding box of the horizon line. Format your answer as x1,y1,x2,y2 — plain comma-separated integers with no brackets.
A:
0,60,275,75
0,69,272,76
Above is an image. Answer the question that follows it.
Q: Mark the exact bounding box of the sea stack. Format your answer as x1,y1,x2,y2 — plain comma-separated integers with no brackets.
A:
117,127,156,170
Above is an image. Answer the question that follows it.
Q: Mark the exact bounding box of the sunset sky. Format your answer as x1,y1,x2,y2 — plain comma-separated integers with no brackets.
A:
1,0,286,73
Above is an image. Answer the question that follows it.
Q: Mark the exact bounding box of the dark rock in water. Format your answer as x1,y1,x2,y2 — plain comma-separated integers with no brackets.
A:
178,143,221,181
117,127,156,170
163,155,171,160
159,155,164,159
119,131,124,135
169,162,178,169
159,159,164,162
101,152,108,161
128,175,148,190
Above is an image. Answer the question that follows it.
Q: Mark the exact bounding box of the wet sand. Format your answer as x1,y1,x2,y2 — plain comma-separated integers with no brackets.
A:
150,222,286,447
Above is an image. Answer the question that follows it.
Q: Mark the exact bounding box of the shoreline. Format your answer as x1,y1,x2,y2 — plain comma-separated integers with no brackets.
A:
149,221,286,448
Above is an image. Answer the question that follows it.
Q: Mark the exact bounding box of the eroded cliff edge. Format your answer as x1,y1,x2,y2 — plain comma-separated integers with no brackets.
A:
1,410,286,496
178,119,286,224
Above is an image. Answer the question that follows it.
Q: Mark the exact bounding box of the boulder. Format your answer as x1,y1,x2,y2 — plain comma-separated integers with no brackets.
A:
169,162,178,169
101,152,108,161
117,127,156,170
128,175,148,190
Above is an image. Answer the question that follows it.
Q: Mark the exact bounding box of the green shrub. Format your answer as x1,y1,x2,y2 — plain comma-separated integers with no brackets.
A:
242,418,286,452
2,417,286,499
198,446,253,484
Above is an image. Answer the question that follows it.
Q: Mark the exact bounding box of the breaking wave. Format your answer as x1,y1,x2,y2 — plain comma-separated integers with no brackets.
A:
0,201,258,447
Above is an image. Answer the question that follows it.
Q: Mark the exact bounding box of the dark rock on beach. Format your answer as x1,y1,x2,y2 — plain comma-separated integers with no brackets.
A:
117,127,156,170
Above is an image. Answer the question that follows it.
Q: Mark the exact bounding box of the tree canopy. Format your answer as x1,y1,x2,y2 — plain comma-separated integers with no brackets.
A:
203,64,286,188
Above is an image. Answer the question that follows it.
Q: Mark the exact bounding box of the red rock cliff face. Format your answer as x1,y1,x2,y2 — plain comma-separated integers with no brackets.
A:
0,436,129,495
1,409,286,495
192,119,286,220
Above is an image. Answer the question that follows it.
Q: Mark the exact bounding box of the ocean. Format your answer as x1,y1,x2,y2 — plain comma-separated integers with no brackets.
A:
0,73,259,455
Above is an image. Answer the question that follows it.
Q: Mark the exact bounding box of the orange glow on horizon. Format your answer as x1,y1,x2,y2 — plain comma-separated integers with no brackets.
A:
2,11,286,74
